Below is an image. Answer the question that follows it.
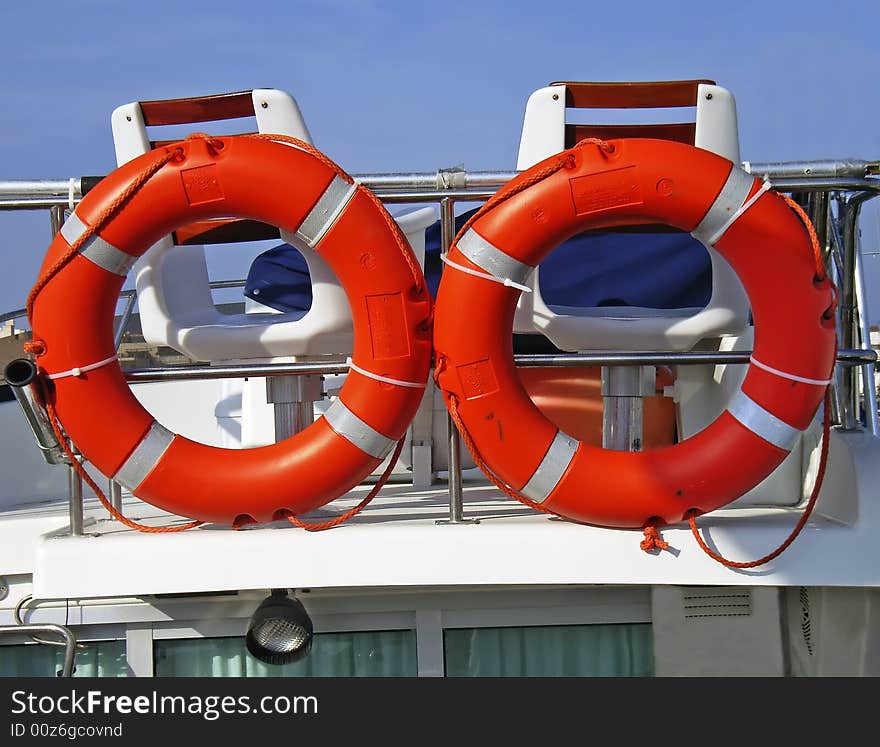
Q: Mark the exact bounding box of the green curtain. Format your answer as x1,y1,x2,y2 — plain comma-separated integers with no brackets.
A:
155,630,417,677
444,623,654,677
0,641,127,678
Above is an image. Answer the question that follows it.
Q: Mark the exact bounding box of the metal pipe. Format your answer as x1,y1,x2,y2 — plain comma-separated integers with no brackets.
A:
601,366,653,451
3,162,880,202
839,192,880,428
120,348,876,385
809,191,831,266
265,375,321,440
0,179,81,197
68,457,84,537
855,238,880,436
4,358,66,464
49,204,65,237
379,190,496,204
2,162,877,197
437,197,471,525
766,178,880,194
4,179,880,211
352,170,514,191
513,349,875,367
828,253,845,425
0,306,26,325
109,479,123,512
828,200,847,279
0,199,81,210
113,290,137,350
0,624,77,677
126,360,351,383
745,159,873,180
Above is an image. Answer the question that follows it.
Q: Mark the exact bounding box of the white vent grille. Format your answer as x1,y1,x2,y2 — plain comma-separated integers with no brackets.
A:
682,587,752,618
799,586,814,655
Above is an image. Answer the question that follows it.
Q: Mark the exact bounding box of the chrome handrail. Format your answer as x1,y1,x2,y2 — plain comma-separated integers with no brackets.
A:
118,348,875,383
1,166,878,209
0,623,77,677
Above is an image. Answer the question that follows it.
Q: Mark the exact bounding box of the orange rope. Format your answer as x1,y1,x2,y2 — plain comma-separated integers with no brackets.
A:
445,389,556,516
683,186,840,566
285,438,405,531
678,187,836,564
640,522,669,552
780,194,827,281
44,394,202,533
455,138,615,244
26,146,182,325
688,389,831,568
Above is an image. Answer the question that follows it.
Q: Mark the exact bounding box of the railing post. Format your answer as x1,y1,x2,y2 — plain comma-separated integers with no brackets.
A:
601,366,655,451
49,204,65,237
109,479,123,513
855,231,880,436
266,374,322,441
436,197,477,525
68,455,84,537
839,192,876,429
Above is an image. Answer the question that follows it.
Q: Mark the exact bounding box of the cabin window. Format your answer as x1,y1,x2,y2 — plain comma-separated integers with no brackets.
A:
0,640,127,678
153,630,417,677
444,623,654,677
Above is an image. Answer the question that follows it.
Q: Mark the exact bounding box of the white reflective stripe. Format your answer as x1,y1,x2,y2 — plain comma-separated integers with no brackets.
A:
440,254,533,293
59,210,88,245
346,357,426,389
59,209,136,276
690,166,756,245
749,356,834,386
323,400,395,460
294,175,358,248
457,229,533,288
47,354,118,380
113,422,175,492
727,390,801,452
706,179,772,245
520,430,578,504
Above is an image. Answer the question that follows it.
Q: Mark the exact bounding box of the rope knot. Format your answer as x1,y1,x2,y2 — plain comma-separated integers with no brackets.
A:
185,132,225,155
576,137,615,156
23,339,47,357
640,523,669,553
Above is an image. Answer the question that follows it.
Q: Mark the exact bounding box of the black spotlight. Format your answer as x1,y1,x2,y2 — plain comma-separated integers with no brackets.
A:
246,589,314,665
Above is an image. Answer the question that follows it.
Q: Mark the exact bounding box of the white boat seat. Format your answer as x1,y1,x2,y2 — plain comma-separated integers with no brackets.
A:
513,79,750,351
111,88,434,362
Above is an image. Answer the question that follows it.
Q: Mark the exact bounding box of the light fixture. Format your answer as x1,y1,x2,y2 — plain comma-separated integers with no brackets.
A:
245,589,313,665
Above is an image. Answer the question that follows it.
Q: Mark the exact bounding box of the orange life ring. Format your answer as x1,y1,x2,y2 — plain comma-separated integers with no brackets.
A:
434,138,836,529
30,136,432,526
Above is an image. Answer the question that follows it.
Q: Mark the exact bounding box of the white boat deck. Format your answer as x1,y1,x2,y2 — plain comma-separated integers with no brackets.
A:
5,425,878,599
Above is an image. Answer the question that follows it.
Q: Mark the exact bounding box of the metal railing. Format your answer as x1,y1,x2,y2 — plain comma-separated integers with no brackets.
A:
2,158,879,528
0,624,77,677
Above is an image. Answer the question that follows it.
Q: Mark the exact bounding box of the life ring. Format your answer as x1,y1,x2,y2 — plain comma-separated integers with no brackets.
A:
434,138,836,529
30,136,432,526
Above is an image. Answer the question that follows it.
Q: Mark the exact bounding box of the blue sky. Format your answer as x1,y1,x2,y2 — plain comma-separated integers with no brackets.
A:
1,0,878,316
